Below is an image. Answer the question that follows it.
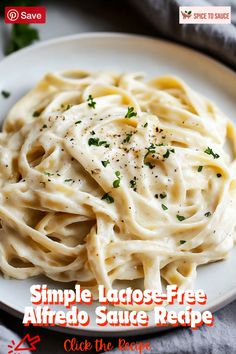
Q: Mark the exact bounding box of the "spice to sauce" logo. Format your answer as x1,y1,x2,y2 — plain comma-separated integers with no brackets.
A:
179,6,231,24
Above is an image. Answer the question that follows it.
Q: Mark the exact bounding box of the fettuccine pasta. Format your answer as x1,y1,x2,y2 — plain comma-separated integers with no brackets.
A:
0,70,236,309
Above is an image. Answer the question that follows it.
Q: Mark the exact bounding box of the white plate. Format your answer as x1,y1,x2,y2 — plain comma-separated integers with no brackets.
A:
1,33,236,336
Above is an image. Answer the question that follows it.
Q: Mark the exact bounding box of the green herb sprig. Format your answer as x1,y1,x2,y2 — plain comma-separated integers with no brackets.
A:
102,193,114,203
180,240,186,244
125,107,137,118
177,215,186,221
88,137,109,148
113,171,122,188
198,166,203,172
163,148,175,159
204,147,219,159
102,160,110,167
87,95,96,109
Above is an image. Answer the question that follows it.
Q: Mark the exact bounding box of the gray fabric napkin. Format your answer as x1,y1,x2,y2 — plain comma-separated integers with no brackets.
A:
107,301,236,354
131,0,236,70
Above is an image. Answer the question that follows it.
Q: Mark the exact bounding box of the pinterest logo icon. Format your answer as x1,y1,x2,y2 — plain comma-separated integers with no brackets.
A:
6,8,19,22
5,6,46,24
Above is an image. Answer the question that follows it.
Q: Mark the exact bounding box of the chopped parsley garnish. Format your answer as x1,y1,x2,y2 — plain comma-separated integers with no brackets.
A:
102,160,110,167
204,147,219,159
90,130,95,135
87,94,96,109
144,143,156,167
162,204,168,211
113,179,121,188
33,110,40,117
113,171,122,188
176,215,186,221
198,166,203,172
144,122,148,128
42,124,47,129
44,172,54,176
144,143,164,158
180,240,186,245
123,133,133,143
144,143,168,168
163,150,170,159
160,193,167,199
125,107,137,118
75,120,81,125
163,148,175,159
130,177,137,190
64,179,73,182
88,137,109,147
102,193,114,203
216,173,222,178
1,90,10,98
145,143,156,156
204,212,211,217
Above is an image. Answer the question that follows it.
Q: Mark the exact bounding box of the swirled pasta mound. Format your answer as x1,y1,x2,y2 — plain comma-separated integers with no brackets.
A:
0,70,236,309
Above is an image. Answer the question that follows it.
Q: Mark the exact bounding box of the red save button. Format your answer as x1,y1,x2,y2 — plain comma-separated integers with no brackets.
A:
5,6,46,24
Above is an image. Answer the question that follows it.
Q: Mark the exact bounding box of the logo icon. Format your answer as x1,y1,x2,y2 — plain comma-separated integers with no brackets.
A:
181,10,192,19
179,6,231,24
6,8,19,22
5,6,46,24
8,334,41,353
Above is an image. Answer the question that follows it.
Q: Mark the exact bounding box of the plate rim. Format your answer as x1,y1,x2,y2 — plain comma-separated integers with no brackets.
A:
1,31,236,78
0,32,236,336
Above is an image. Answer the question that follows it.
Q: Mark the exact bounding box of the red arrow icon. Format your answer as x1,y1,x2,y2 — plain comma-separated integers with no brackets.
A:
14,334,40,351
